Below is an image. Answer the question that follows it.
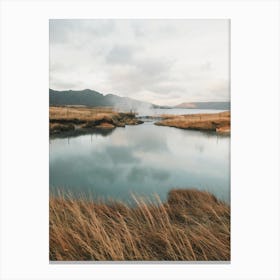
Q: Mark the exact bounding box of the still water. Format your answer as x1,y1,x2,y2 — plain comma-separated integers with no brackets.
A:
49,114,230,203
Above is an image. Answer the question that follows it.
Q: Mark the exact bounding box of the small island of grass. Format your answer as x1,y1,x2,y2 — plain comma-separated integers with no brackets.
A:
155,111,230,134
50,106,143,135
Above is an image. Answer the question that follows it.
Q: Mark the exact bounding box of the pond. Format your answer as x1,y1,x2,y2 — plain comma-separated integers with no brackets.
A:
49,112,230,204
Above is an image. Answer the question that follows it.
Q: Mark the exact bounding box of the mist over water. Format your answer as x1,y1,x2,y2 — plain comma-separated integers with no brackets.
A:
137,108,227,117
113,103,227,117
49,114,230,204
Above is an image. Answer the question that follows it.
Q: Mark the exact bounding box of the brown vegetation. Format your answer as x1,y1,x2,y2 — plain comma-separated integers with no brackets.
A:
155,111,230,134
49,106,143,135
50,189,230,261
50,106,117,122
49,123,75,134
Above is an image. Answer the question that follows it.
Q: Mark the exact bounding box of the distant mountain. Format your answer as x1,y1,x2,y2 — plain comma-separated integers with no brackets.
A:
49,89,153,111
50,89,230,111
175,102,230,110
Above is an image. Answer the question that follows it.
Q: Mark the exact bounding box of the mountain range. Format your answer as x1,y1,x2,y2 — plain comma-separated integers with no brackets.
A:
175,102,230,110
49,89,155,111
49,89,230,110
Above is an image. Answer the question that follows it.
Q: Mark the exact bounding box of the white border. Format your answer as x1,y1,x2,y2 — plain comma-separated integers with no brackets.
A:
0,1,279,279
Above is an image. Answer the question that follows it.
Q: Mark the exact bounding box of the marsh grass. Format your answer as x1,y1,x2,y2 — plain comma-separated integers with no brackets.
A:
156,111,230,132
50,189,230,261
49,106,118,122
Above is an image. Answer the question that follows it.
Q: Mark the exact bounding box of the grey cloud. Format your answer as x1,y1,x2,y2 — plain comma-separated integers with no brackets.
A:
148,82,187,96
49,76,81,90
137,58,173,77
131,22,145,37
106,45,134,64
107,56,174,95
200,61,212,72
82,20,115,36
207,79,229,99
50,19,230,105
49,20,75,44
50,19,115,45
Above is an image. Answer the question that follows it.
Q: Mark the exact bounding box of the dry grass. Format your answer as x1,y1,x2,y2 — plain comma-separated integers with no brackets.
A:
50,106,118,122
155,111,230,133
50,189,230,261
49,123,75,132
49,106,141,134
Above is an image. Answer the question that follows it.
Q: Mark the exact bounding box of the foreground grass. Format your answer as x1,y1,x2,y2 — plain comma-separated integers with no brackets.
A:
155,111,230,133
50,189,230,261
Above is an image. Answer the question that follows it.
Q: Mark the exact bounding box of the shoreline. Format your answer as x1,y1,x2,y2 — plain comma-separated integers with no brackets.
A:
154,111,230,134
50,106,143,135
50,106,230,136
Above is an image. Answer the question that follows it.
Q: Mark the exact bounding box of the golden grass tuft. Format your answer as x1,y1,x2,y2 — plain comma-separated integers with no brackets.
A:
50,189,230,261
155,111,230,133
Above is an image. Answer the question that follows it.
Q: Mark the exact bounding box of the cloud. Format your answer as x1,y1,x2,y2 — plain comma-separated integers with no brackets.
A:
106,45,137,64
50,19,115,44
106,56,174,97
207,79,230,100
50,19,230,105
200,61,212,72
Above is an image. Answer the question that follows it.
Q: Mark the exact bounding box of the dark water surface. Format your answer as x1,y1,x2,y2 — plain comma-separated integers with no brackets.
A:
49,118,230,204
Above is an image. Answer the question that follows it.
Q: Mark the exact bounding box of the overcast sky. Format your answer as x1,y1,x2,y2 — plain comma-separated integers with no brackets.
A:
50,19,229,106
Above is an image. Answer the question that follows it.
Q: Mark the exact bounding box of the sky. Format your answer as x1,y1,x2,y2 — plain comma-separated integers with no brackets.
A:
49,19,230,106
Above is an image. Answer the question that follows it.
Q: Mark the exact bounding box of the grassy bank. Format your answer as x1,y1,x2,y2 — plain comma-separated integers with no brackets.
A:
50,106,143,135
155,111,230,134
50,189,230,261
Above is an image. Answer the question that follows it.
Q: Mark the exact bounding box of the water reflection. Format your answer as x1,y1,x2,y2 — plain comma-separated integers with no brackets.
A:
49,127,115,141
50,122,230,203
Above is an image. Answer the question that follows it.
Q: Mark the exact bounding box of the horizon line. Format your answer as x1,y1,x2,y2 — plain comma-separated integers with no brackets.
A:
49,88,230,104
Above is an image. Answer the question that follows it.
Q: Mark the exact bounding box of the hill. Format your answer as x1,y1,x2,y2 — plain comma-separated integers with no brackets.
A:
49,89,153,111
50,89,230,111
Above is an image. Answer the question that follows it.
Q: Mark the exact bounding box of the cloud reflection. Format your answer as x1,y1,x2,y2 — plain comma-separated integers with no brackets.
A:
50,124,230,202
